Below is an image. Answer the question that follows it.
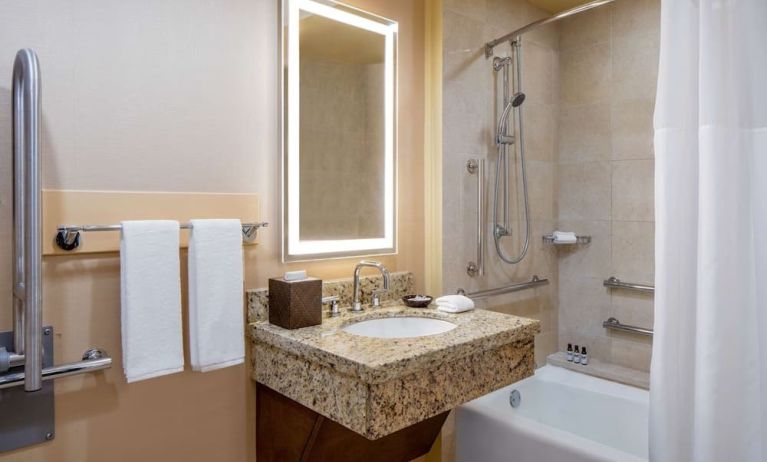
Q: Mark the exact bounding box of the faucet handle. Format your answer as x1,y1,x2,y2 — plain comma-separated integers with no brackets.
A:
371,289,388,308
322,295,341,317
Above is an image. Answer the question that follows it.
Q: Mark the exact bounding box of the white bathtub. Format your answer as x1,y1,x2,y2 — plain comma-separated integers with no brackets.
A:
456,365,648,462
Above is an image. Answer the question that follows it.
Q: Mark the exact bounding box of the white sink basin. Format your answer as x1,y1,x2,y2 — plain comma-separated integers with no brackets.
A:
342,317,457,339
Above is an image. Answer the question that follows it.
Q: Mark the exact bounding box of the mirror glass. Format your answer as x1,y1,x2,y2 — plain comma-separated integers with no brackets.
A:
282,0,397,261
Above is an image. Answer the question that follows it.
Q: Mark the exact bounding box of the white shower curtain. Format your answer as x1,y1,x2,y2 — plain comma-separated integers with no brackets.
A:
651,0,767,461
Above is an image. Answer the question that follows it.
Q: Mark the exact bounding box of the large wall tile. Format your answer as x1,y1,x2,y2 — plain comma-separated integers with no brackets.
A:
560,42,611,106
559,6,611,51
612,159,654,221
611,220,655,284
559,161,612,221
611,98,655,160
559,102,611,163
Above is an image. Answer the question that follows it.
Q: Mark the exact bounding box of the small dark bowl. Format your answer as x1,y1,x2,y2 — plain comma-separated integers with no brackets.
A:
402,295,433,308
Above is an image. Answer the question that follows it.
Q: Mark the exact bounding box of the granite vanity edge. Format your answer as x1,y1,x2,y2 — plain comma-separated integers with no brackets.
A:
253,336,536,439
248,317,540,384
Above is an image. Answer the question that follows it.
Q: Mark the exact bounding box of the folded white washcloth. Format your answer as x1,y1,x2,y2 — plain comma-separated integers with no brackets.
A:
188,219,245,372
552,230,577,244
121,220,184,383
435,294,475,313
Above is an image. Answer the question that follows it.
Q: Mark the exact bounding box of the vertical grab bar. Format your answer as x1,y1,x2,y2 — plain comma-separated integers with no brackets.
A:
12,49,42,392
466,159,485,277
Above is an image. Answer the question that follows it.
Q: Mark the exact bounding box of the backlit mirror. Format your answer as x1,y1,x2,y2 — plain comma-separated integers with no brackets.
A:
281,0,397,261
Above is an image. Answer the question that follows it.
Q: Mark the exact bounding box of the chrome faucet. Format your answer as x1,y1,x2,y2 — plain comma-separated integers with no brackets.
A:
351,260,390,312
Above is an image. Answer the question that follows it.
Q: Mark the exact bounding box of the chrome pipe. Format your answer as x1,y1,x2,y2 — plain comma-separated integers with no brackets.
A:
485,0,618,57
603,317,653,337
458,275,548,299
0,350,112,390
12,48,42,392
603,277,655,294
466,159,485,277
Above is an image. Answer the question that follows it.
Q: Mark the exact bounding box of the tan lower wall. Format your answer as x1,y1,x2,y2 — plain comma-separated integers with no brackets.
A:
0,0,424,461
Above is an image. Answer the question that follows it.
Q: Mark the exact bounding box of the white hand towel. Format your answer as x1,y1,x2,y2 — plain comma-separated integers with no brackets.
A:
553,230,577,244
121,220,184,383
188,219,244,372
435,294,475,313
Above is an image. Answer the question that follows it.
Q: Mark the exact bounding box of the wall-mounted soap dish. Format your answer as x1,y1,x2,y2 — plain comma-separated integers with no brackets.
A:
542,234,592,245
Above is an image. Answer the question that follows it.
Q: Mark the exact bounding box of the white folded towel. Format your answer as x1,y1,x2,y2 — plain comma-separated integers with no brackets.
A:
552,230,578,244
435,294,475,313
188,219,244,372
121,220,184,383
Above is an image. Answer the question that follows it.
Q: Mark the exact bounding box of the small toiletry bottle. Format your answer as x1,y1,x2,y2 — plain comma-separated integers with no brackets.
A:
566,343,573,361
573,345,581,364
581,347,588,365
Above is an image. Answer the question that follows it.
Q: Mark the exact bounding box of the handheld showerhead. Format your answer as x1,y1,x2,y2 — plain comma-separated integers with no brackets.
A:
511,92,526,107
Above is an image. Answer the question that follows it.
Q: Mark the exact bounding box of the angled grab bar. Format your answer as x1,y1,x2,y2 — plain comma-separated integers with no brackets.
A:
457,275,548,299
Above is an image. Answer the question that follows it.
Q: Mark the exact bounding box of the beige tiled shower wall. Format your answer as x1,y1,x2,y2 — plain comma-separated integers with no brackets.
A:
441,0,560,368
556,0,660,372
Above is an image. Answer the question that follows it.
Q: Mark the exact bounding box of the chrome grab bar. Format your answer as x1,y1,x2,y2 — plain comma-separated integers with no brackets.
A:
55,221,268,251
603,317,653,337
466,159,485,277
12,49,43,391
3,49,113,392
457,275,548,299
603,276,654,294
0,349,112,390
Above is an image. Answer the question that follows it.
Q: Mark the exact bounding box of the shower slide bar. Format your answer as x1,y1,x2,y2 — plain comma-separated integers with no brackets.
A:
485,0,618,57
457,275,548,300
603,277,655,294
603,317,653,337
55,221,269,251
466,159,485,277
0,49,113,392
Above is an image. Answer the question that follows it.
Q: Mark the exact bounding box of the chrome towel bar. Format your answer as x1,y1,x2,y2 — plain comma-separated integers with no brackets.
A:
603,276,654,294
457,275,548,299
603,317,653,337
55,221,269,251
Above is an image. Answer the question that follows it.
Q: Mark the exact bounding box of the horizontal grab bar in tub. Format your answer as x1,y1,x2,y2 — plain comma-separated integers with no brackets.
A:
603,277,654,294
603,317,653,337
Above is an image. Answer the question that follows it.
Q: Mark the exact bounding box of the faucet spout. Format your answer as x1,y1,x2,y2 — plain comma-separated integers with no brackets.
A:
351,260,390,312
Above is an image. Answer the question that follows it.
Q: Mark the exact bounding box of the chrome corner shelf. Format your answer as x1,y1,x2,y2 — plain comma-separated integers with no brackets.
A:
55,221,269,251
603,276,654,294
603,317,653,337
542,234,591,245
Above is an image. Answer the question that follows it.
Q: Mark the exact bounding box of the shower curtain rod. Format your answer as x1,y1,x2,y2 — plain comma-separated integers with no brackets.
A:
485,0,617,57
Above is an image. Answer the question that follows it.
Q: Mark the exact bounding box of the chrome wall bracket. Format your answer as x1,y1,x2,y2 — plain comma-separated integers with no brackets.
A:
0,327,54,452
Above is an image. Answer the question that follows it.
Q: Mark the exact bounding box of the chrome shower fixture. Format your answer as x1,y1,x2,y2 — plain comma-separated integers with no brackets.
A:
490,41,531,265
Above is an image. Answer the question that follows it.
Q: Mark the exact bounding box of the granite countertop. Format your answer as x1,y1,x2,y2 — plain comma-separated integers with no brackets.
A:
249,304,540,384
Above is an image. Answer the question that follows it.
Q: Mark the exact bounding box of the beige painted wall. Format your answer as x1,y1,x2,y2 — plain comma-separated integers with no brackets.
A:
0,0,424,461
556,0,659,371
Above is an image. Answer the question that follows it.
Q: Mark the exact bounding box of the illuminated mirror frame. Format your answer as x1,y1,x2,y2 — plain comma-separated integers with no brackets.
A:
282,0,398,262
